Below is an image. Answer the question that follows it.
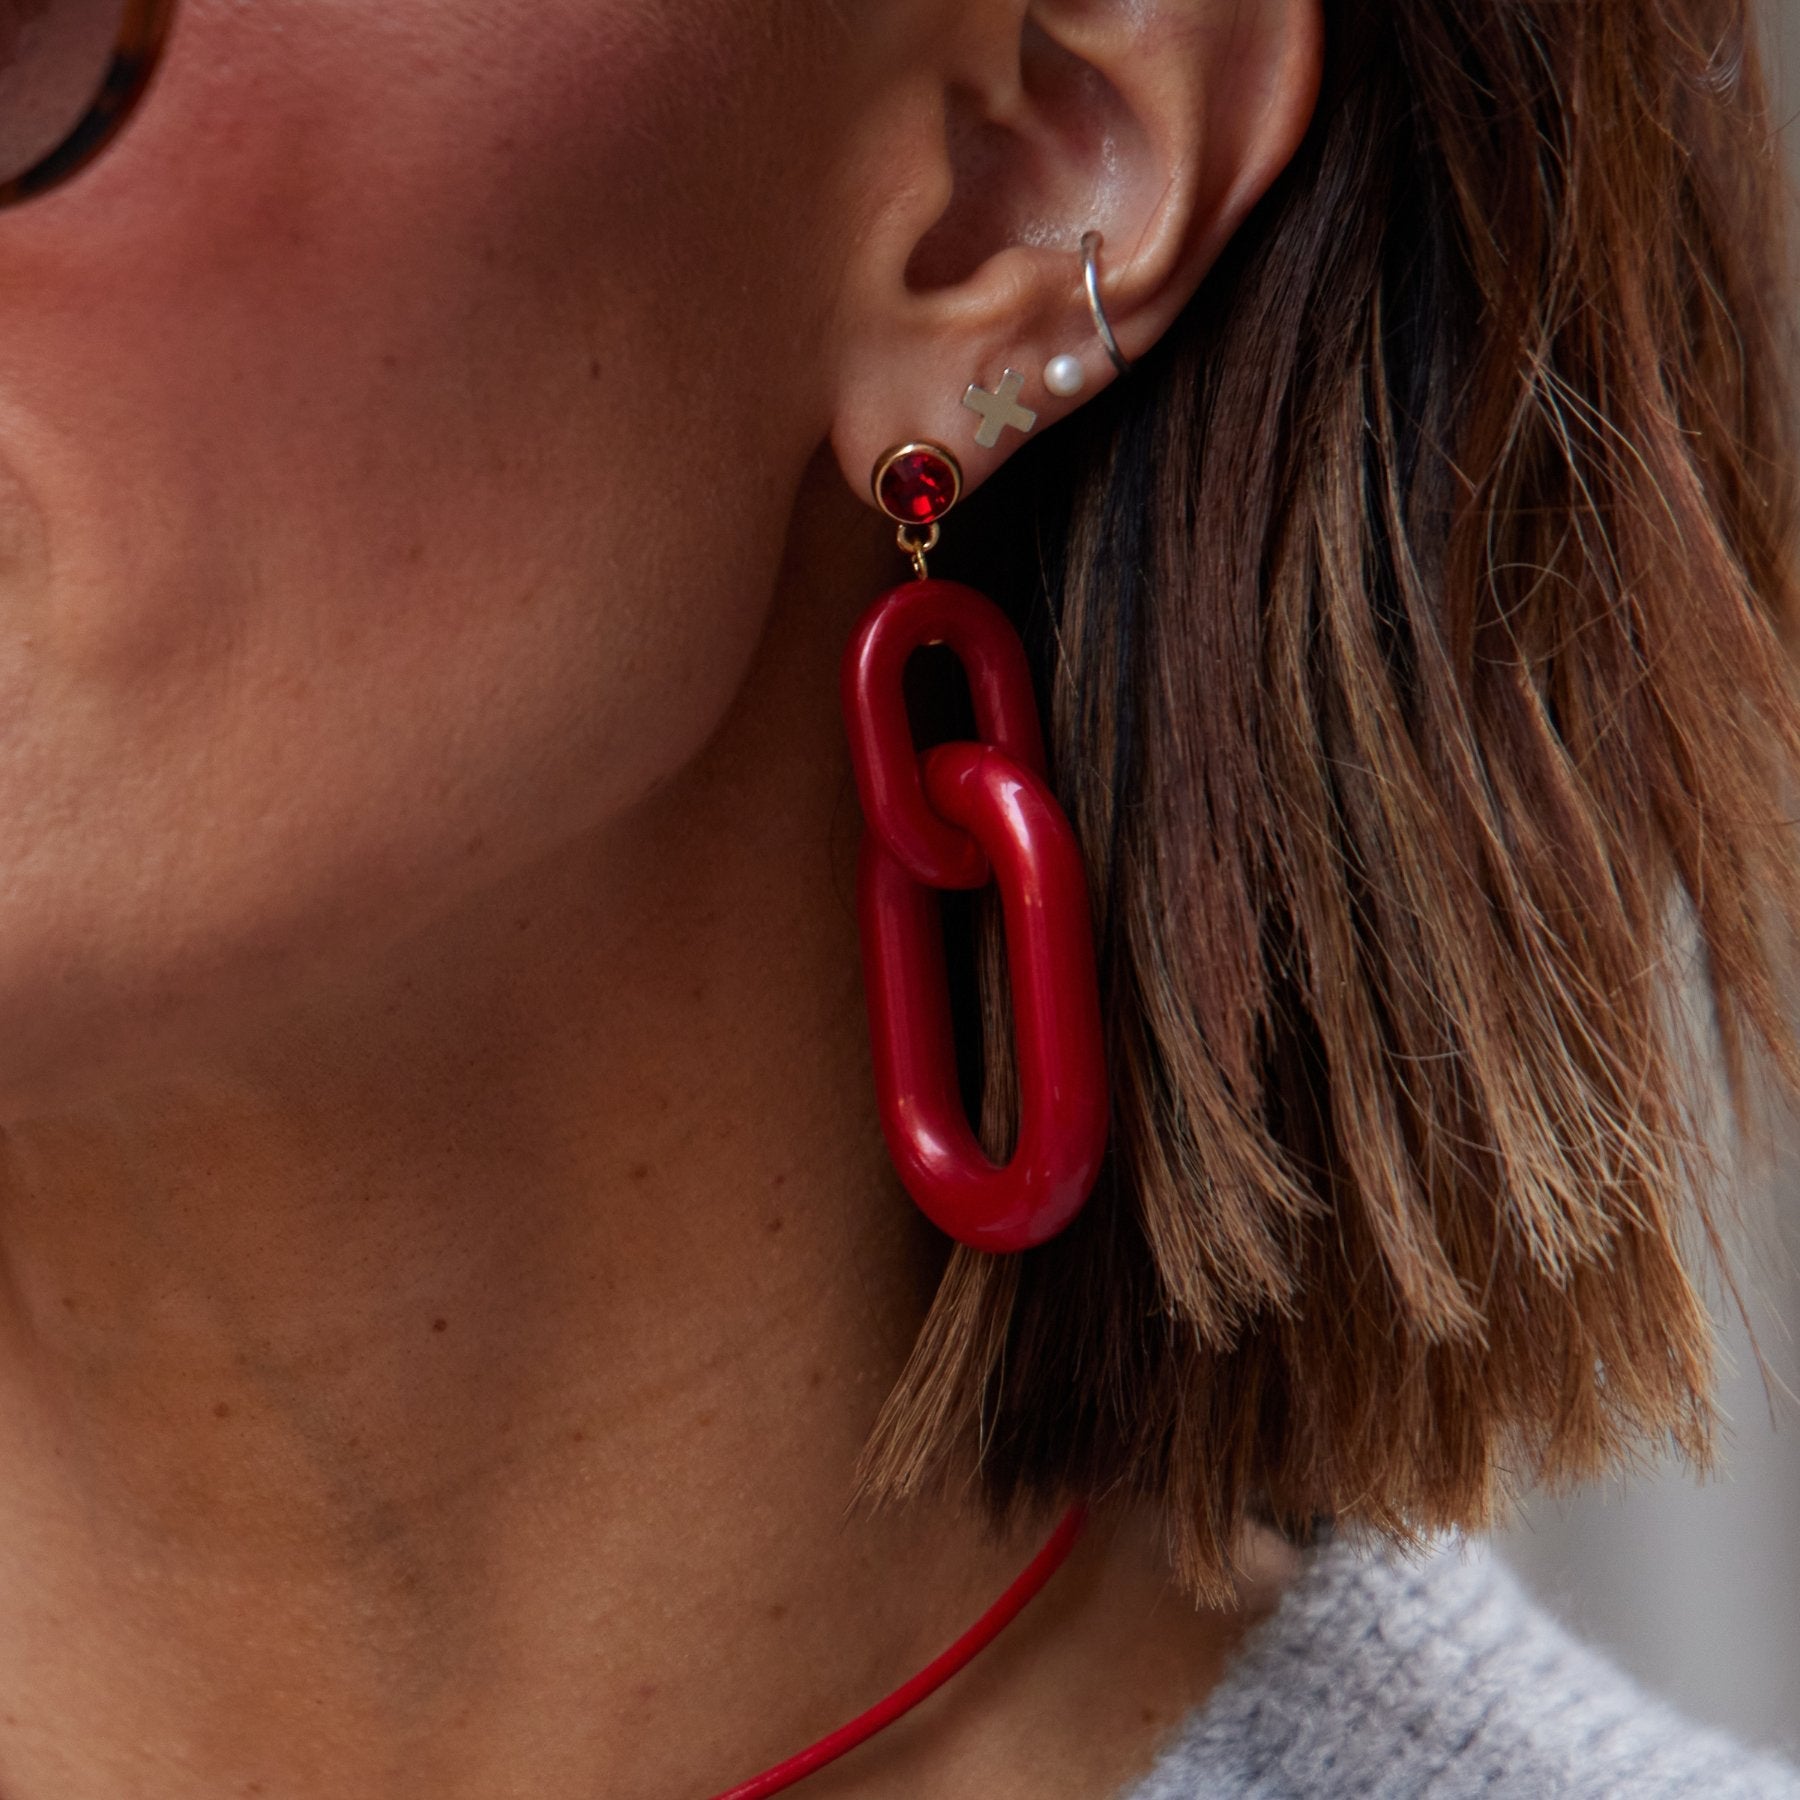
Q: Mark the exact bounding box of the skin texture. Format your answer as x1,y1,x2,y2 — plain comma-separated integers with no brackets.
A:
0,1,1320,1794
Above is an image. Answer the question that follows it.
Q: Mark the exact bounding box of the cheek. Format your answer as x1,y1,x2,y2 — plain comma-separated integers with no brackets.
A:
0,0,836,1102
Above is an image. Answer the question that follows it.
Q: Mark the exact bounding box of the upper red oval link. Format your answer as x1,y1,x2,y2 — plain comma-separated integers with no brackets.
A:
842,580,1049,890
857,742,1109,1253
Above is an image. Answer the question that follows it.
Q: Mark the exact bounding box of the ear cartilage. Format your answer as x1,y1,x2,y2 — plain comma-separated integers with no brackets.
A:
1044,355,1086,399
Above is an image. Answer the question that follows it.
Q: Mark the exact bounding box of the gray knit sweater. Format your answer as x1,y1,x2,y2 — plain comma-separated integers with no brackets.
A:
1118,1535,1800,1797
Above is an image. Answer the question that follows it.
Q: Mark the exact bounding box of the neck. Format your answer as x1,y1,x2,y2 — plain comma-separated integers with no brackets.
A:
0,496,1291,1799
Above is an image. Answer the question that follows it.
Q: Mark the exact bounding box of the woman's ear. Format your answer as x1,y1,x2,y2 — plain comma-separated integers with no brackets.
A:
826,0,1324,505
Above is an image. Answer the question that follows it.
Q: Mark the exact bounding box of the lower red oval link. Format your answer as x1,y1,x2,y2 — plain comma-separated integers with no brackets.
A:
856,743,1109,1252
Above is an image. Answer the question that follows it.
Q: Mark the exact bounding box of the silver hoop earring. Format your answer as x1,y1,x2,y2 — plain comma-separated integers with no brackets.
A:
1081,231,1132,377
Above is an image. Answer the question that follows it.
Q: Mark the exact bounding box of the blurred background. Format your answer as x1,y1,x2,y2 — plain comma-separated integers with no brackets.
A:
1494,4,1800,1755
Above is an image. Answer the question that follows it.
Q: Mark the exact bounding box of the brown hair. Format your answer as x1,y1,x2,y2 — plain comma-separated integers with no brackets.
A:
860,0,1800,1598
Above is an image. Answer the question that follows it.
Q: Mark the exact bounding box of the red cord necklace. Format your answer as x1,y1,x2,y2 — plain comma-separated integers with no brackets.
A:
705,1502,1089,1800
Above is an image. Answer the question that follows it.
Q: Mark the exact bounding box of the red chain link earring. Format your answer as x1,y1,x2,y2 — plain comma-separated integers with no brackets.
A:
841,439,1110,1253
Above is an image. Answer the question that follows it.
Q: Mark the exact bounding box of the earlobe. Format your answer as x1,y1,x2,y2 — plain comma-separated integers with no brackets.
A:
825,0,1325,509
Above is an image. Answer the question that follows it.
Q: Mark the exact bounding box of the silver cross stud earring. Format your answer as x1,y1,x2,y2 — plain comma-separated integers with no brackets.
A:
962,368,1038,448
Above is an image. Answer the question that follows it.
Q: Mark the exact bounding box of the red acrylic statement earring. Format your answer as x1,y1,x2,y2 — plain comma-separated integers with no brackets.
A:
841,442,1109,1253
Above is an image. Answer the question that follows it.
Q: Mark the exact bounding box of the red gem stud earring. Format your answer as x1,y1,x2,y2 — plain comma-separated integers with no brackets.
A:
872,442,963,581
840,438,1110,1253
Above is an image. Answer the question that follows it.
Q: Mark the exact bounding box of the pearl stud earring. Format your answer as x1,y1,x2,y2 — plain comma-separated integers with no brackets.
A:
1043,355,1086,399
